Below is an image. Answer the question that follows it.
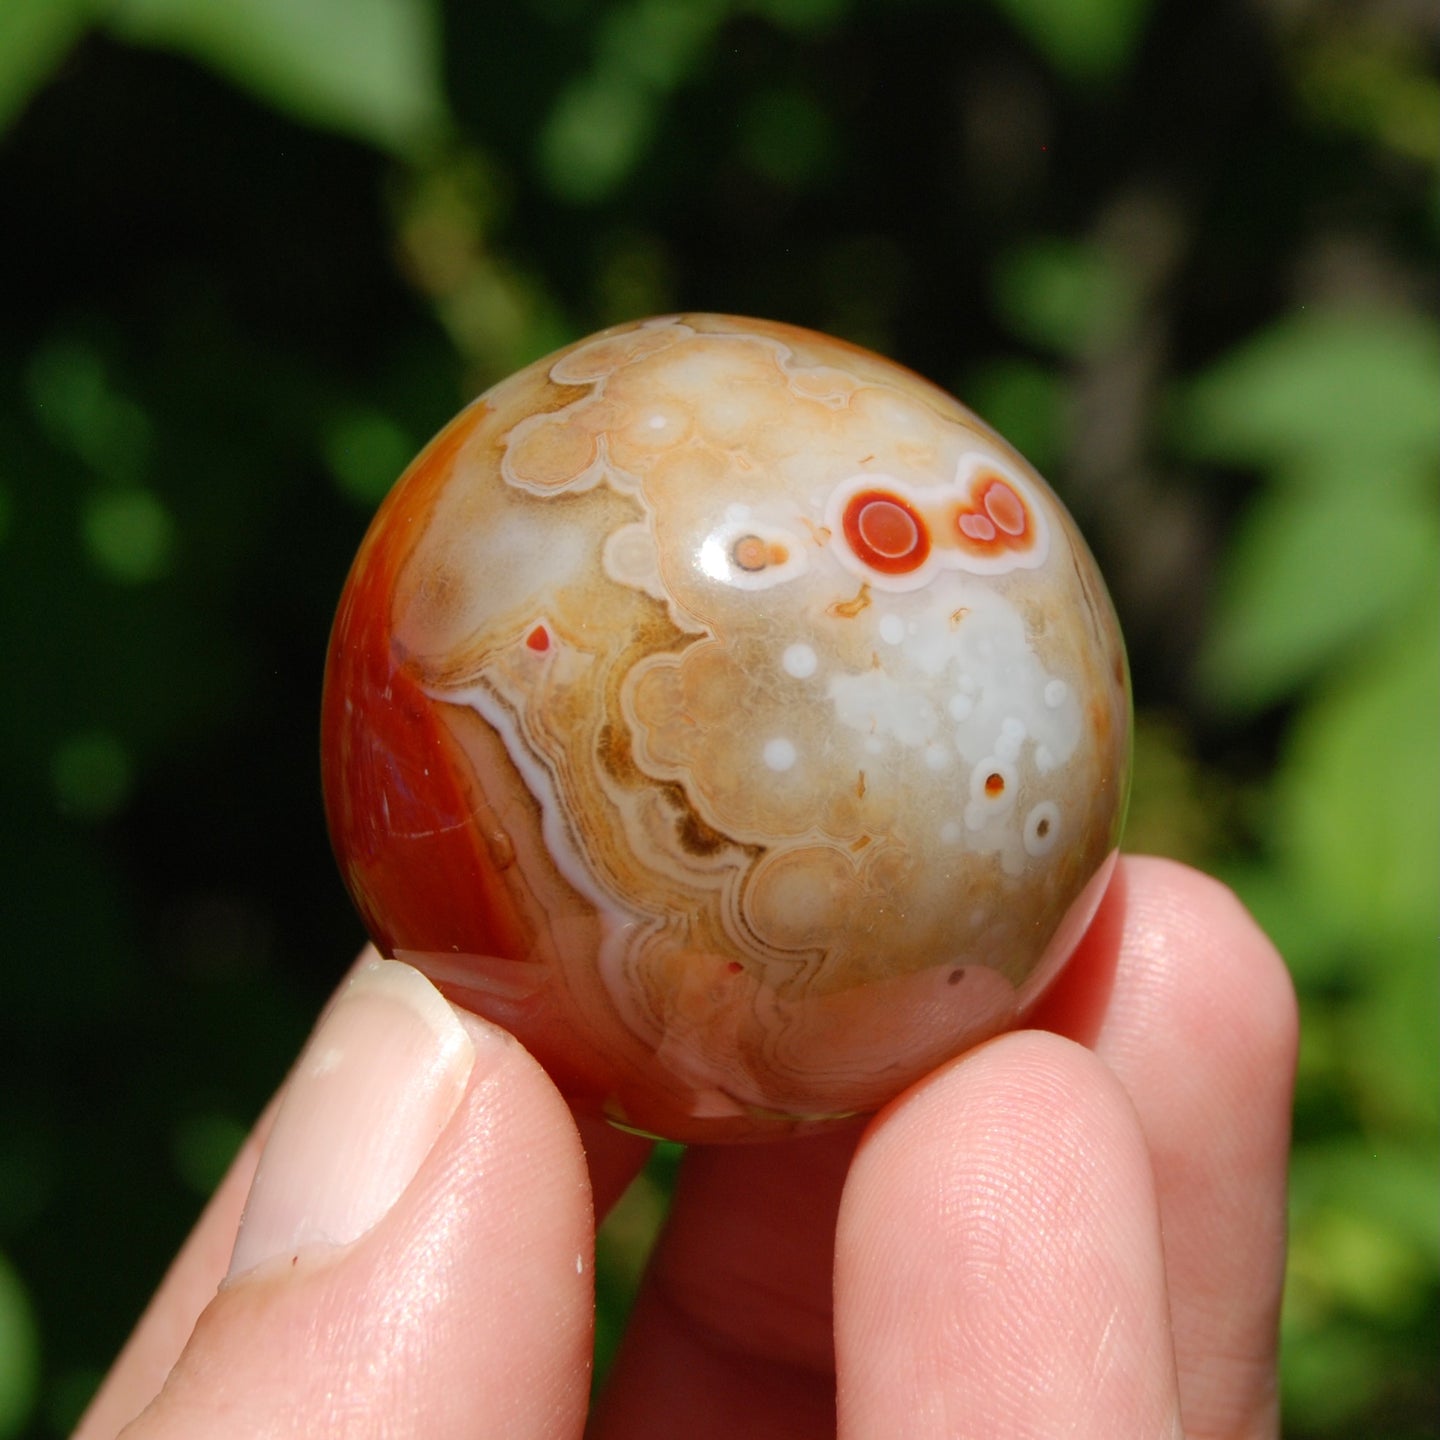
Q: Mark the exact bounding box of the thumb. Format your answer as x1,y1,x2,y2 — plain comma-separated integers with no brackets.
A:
116,959,596,1440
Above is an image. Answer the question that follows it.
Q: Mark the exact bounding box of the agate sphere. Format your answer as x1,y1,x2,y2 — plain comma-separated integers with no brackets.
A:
322,314,1130,1142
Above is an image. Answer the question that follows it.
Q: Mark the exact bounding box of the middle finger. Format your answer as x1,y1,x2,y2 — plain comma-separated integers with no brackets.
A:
588,1124,860,1439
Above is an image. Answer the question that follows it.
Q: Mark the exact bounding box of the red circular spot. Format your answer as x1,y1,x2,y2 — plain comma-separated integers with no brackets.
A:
525,625,550,652
983,480,1027,537
984,771,1005,797
842,490,930,574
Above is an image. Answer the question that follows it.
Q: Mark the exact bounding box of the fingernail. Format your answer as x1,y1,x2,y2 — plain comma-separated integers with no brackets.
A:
227,959,476,1281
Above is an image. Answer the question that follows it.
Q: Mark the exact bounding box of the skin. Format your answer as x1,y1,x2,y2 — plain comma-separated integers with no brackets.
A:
77,855,1296,1439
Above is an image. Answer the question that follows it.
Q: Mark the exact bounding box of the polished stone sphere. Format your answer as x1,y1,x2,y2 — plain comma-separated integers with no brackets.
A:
322,315,1130,1142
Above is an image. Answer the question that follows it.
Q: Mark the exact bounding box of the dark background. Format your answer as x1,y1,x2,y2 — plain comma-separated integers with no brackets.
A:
0,0,1435,1434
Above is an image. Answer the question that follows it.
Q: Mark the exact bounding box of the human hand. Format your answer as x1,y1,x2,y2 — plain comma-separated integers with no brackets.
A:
77,855,1295,1439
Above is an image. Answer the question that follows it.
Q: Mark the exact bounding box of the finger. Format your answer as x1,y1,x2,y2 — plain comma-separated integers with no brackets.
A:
72,1101,272,1440
836,1029,1185,1439
86,958,596,1440
589,1123,862,1439
78,955,652,1440
1034,855,1297,1439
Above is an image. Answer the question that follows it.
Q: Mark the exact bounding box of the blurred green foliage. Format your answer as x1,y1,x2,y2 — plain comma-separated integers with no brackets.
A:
1,0,1435,1436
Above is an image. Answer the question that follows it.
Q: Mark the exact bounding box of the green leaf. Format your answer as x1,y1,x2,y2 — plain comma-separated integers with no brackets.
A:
986,0,1151,83
963,358,1066,476
1343,941,1440,1133
746,0,851,32
1199,479,1439,710
26,337,152,481
538,72,657,204
52,730,136,820
0,1251,38,1439
1275,600,1440,950
597,0,729,92
322,408,416,508
81,489,177,584
539,0,729,202
1177,308,1440,474
0,0,91,136
1291,1139,1440,1284
171,1111,247,1196
106,0,449,156
1219,860,1351,988
738,85,837,187
993,238,1131,357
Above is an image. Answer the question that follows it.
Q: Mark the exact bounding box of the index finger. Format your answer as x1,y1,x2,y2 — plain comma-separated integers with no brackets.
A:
74,949,652,1439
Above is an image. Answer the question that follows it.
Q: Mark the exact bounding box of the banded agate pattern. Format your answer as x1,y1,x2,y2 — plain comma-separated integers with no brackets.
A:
322,315,1130,1142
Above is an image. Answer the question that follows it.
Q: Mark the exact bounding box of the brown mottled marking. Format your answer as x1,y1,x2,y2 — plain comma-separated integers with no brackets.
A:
675,806,730,858
595,721,643,786
856,770,867,799
827,582,871,619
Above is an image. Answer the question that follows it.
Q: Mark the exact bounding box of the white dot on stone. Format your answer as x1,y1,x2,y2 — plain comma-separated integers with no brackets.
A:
948,692,974,721
925,743,951,770
647,413,667,430
1044,679,1068,707
782,642,818,678
1035,745,1057,774
864,735,885,755
940,820,962,844
879,614,905,645
995,719,1026,762
764,737,797,772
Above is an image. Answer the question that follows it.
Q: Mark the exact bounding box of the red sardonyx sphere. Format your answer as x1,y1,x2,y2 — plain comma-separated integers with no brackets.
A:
322,315,1130,1142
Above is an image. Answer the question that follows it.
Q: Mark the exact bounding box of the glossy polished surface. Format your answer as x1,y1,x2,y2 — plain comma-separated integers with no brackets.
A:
322,315,1130,1142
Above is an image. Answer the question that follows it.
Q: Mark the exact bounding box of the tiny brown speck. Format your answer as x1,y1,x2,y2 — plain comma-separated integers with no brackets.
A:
947,968,966,985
